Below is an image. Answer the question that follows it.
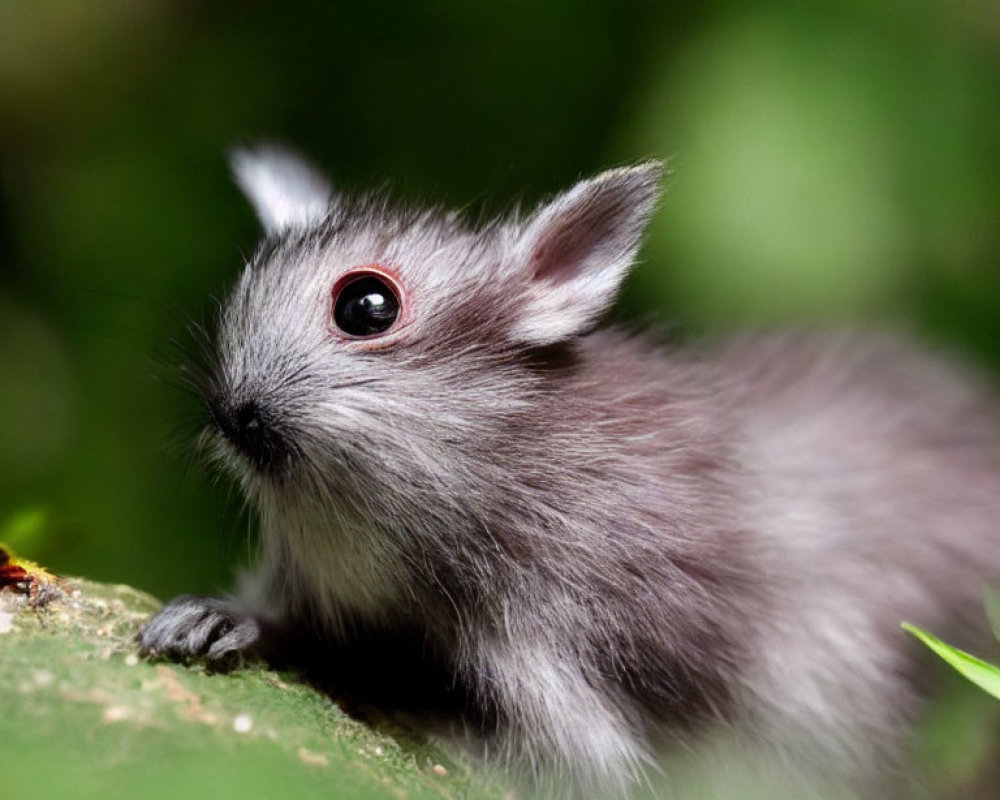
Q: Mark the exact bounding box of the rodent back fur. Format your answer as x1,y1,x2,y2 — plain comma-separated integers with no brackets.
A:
143,147,1000,797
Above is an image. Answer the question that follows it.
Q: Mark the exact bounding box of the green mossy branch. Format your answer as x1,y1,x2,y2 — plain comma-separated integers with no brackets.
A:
0,571,504,800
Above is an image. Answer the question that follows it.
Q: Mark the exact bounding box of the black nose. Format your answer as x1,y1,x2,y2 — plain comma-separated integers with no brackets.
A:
209,396,289,472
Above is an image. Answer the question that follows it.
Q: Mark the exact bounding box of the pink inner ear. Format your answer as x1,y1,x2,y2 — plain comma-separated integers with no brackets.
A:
529,196,626,283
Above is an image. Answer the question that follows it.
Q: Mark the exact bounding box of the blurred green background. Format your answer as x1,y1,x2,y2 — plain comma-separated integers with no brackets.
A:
0,0,998,601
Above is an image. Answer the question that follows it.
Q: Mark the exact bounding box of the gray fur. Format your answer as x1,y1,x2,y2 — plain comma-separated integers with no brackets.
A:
140,594,260,661
142,148,1000,797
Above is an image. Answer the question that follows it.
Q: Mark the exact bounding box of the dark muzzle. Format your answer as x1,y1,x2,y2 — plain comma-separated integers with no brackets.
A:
208,395,291,473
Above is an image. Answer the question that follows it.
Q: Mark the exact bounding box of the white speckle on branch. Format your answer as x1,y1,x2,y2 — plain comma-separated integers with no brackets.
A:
233,713,253,733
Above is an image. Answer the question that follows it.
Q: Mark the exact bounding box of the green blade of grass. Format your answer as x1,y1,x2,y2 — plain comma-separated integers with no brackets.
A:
903,622,1000,700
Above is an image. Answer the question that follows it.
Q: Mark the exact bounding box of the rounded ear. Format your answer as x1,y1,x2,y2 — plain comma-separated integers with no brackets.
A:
230,145,333,235
509,161,663,346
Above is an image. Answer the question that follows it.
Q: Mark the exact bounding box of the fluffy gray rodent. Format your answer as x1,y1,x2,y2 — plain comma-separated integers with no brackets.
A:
140,147,1000,797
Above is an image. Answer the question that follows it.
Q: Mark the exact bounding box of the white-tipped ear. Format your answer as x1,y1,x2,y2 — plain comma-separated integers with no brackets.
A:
509,160,662,346
230,145,332,235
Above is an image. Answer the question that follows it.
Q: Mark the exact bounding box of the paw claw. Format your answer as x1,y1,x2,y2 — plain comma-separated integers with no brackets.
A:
206,617,261,660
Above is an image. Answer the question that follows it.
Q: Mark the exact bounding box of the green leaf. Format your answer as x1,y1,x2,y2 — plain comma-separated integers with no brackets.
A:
903,622,1000,700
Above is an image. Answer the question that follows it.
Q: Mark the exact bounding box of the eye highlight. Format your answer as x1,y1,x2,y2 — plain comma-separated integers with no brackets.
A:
331,269,402,338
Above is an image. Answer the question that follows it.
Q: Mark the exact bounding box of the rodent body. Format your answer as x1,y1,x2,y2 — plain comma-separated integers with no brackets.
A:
140,148,1000,797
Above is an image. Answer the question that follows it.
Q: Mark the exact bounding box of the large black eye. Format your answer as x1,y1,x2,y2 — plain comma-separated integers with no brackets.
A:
332,274,401,337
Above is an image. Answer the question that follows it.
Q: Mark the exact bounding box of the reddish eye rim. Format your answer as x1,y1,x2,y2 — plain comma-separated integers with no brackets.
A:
329,264,409,345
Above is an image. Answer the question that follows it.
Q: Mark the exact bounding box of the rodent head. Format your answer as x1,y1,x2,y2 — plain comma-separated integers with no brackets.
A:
203,146,661,509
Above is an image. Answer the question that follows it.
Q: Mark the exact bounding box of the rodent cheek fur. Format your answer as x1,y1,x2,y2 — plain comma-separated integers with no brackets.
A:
141,145,1000,799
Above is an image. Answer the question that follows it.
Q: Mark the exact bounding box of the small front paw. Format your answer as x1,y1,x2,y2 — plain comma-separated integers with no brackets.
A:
139,594,261,662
